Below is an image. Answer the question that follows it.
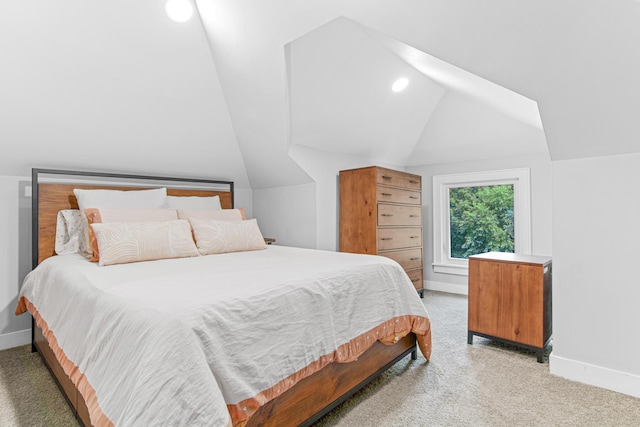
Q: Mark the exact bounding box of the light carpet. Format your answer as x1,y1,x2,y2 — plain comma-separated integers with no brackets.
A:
1,291,639,426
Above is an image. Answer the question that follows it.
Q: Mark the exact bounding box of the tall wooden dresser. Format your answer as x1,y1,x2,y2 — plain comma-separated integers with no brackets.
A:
339,166,424,296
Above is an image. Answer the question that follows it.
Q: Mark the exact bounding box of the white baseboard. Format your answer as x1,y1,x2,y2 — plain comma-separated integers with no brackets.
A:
550,353,640,398
0,329,30,351
424,280,468,295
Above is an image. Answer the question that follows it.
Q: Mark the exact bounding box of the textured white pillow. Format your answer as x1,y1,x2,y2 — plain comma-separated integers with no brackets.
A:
73,187,167,212
189,218,267,255
166,195,222,210
84,208,179,262
92,220,199,266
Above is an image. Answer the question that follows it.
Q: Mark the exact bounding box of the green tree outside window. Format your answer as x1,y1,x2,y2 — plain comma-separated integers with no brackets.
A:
449,185,514,259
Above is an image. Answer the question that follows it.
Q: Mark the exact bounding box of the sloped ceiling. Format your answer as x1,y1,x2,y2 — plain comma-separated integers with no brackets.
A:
287,17,446,167
2,1,639,189
196,0,640,189
0,0,250,187
287,17,547,167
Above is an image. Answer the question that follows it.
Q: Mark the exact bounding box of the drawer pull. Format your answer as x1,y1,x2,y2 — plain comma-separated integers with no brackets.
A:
380,237,393,241
409,180,419,184
411,278,420,282
409,196,419,199
381,213,394,217
409,214,419,218
410,236,419,239
381,192,392,196
410,257,420,261
382,175,392,180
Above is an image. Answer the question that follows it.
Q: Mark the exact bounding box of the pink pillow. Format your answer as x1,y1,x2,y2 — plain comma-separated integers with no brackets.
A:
177,208,246,222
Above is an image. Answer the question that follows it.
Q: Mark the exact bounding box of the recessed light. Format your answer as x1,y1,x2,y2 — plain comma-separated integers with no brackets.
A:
392,77,409,93
165,0,194,23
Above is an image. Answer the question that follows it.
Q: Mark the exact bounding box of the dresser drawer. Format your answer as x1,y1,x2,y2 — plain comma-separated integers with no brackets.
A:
380,248,422,271
378,227,422,251
377,204,422,226
406,268,423,291
376,168,421,190
376,186,421,205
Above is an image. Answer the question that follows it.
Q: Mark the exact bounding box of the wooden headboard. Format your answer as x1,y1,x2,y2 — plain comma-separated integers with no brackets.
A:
32,169,234,266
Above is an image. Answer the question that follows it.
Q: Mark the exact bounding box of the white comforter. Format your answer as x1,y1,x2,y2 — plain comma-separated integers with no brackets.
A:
18,245,431,427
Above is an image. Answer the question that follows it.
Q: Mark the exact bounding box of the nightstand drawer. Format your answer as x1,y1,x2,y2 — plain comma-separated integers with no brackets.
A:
377,227,422,251
376,186,421,205
380,248,422,271
377,204,422,226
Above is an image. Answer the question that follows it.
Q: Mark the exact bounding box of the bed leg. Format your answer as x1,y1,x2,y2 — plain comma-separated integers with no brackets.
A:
411,349,417,360
31,317,37,353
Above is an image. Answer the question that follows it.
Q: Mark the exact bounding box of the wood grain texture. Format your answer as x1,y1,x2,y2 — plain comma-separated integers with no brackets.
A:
468,253,552,350
376,186,421,205
246,334,416,427
377,204,422,227
377,227,422,251
339,167,378,254
380,248,423,272
375,167,421,190
406,269,423,291
339,166,424,294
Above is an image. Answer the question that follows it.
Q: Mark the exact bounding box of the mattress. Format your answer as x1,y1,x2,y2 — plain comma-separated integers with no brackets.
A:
17,245,431,426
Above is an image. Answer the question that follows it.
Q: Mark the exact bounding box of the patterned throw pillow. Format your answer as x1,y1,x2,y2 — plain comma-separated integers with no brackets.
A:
92,220,199,266
189,218,267,255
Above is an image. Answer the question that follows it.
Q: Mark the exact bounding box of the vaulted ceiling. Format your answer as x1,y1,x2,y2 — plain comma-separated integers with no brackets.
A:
287,17,547,168
2,1,639,189
196,0,640,188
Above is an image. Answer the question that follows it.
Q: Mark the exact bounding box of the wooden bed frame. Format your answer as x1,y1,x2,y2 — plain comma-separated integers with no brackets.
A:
30,168,418,427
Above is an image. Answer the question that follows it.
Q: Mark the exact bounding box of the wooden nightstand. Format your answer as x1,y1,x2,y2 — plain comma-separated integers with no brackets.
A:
467,252,552,362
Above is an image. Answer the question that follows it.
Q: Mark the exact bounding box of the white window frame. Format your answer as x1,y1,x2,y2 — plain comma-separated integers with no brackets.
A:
432,168,531,276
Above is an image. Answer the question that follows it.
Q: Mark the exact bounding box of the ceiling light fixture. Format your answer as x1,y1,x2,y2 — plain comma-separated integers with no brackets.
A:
165,0,194,23
392,77,409,93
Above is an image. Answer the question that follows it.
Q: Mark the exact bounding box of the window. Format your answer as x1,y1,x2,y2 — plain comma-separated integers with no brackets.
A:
432,168,531,275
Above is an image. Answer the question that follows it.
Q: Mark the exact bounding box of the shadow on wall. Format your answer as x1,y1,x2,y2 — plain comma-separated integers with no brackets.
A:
0,179,33,347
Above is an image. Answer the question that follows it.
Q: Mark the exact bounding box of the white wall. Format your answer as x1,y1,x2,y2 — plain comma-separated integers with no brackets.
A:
252,184,316,249
0,176,33,350
289,144,402,251
234,188,254,219
551,153,640,397
407,153,553,295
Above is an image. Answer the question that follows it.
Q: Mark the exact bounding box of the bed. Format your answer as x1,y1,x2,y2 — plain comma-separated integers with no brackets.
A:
16,168,432,427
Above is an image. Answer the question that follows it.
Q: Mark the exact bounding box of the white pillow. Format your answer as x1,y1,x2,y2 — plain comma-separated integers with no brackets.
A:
92,220,199,266
73,187,167,212
189,218,267,255
166,195,222,210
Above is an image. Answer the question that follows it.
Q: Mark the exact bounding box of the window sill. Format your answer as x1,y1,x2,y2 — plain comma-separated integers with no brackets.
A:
432,263,469,276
